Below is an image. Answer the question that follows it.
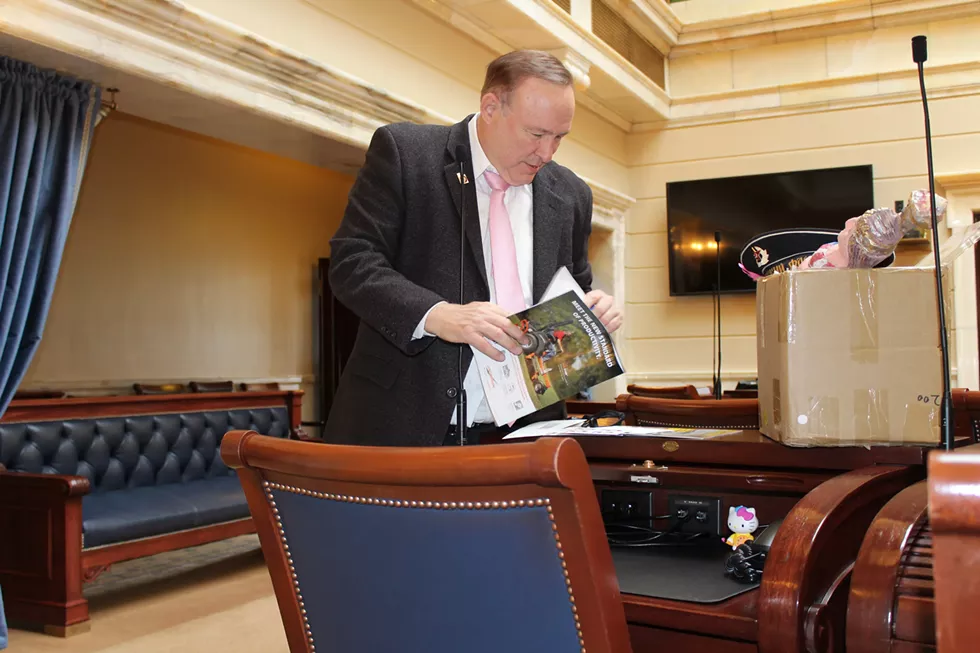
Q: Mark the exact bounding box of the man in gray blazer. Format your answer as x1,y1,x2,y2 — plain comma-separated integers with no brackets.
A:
324,50,623,447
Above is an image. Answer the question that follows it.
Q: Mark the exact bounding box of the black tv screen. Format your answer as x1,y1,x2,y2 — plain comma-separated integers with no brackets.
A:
665,165,874,296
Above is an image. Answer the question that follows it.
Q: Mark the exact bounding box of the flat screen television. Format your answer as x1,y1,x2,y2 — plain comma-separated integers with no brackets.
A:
665,164,874,296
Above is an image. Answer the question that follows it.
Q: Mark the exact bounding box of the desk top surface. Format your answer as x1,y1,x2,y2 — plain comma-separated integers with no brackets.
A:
572,429,966,471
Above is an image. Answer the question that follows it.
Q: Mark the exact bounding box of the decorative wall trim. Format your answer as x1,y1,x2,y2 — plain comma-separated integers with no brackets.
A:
588,178,636,227
632,62,980,131
668,0,980,58
937,172,980,191
2,0,451,151
577,176,634,397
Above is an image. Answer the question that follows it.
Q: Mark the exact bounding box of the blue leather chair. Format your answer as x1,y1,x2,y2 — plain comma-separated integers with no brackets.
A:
221,432,633,653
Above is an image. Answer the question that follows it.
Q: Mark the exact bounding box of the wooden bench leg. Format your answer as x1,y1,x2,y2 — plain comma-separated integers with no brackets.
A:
0,473,90,636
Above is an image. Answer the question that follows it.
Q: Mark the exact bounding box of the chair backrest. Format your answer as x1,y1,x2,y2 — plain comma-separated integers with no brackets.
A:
133,382,186,395
12,389,67,400
723,389,758,399
189,380,235,393
626,383,701,400
952,388,980,442
616,394,759,430
928,442,980,653
221,432,632,653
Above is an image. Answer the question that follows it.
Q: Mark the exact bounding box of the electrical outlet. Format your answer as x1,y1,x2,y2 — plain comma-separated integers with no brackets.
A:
600,489,652,524
668,494,721,535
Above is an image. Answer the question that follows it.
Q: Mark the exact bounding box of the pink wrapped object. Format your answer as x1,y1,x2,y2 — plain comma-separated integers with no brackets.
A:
797,190,947,270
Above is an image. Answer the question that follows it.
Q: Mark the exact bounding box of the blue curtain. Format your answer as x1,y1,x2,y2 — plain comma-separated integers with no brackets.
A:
0,55,101,648
0,56,101,416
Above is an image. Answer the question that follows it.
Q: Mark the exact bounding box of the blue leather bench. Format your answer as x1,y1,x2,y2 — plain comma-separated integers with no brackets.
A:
0,390,303,636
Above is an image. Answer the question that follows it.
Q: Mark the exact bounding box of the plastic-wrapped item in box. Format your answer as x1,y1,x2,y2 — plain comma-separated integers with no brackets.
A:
756,267,950,447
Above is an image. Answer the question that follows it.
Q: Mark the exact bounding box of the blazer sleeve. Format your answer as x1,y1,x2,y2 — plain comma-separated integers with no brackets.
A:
571,182,594,294
328,126,444,355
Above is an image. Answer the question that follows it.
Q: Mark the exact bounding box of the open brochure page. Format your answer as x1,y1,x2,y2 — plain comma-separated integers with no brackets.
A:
501,420,739,440
471,268,626,426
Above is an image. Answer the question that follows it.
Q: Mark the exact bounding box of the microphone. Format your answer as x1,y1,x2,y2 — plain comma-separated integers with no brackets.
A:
713,231,723,400
912,35,954,451
454,144,470,446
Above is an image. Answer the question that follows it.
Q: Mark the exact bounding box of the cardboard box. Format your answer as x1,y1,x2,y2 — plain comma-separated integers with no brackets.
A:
757,267,949,447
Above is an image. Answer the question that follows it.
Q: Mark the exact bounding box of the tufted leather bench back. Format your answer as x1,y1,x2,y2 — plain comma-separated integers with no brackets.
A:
0,407,289,493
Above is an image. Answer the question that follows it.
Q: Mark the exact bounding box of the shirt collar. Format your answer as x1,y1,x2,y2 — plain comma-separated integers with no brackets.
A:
467,114,493,182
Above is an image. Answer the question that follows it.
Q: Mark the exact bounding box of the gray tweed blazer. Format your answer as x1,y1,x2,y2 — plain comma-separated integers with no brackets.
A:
323,115,594,446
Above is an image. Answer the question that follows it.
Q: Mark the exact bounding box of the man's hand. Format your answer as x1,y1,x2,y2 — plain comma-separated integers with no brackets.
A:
425,302,527,361
584,289,623,333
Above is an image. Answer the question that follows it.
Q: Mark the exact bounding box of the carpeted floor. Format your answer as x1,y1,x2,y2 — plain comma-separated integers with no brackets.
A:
8,535,289,653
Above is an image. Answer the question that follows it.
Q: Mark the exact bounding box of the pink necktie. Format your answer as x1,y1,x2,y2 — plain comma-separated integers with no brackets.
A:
484,170,526,315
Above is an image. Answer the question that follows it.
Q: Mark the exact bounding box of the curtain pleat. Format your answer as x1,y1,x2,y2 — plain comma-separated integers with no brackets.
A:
0,56,101,418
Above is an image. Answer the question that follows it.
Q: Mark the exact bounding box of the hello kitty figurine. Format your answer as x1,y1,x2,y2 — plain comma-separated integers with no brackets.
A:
723,506,759,550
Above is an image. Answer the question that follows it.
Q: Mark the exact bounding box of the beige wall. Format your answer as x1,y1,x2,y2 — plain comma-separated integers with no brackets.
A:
625,90,980,386
20,113,353,400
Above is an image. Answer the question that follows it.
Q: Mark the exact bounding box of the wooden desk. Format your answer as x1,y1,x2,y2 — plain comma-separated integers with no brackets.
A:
852,442,980,653
577,430,943,653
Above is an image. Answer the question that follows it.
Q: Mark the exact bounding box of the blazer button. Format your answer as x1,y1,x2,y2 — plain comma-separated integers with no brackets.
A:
446,387,458,398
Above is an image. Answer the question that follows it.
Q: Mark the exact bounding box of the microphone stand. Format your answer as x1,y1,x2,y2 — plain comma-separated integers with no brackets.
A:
713,231,722,400
912,35,954,451
456,149,469,446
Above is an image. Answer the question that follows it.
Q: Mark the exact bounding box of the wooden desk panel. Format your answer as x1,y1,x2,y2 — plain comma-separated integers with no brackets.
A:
577,433,927,653
628,622,757,653
578,430,949,471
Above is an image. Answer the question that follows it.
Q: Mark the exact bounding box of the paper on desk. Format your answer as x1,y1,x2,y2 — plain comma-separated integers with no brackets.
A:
502,420,738,440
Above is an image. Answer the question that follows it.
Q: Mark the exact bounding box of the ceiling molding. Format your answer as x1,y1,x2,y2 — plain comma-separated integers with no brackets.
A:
3,0,451,151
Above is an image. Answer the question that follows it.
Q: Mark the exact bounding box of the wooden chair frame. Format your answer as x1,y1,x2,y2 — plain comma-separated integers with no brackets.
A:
221,431,633,653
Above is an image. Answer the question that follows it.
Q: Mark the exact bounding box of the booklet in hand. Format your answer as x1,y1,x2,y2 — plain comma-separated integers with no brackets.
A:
471,268,626,426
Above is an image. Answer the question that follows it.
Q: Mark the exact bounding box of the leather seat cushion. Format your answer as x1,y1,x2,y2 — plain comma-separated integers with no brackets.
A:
82,476,249,548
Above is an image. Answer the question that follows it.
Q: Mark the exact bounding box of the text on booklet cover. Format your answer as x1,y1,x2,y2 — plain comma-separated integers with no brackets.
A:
472,269,625,426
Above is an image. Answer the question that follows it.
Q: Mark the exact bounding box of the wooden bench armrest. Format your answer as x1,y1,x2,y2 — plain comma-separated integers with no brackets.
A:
0,471,90,500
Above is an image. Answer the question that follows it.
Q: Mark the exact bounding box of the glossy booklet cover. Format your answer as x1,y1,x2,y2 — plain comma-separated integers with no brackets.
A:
471,268,625,426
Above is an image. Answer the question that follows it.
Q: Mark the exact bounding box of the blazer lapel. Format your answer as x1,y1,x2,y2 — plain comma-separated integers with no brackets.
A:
444,117,488,295
531,169,568,303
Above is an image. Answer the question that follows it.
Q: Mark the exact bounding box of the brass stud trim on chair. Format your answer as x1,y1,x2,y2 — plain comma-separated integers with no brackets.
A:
261,481,585,653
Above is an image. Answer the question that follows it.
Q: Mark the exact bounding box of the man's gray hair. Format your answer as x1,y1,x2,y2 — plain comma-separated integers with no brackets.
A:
481,50,573,100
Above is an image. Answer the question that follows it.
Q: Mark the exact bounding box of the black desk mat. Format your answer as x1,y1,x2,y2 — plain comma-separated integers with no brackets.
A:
611,541,760,604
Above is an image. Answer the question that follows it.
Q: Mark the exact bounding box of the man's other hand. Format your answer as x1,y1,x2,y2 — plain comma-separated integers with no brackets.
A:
426,302,527,361
584,290,623,333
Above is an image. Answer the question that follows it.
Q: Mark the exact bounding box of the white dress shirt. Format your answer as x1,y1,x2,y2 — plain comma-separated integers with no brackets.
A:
413,114,534,425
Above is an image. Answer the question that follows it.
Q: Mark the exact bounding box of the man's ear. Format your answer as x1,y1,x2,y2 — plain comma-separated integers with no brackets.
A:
480,91,502,120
